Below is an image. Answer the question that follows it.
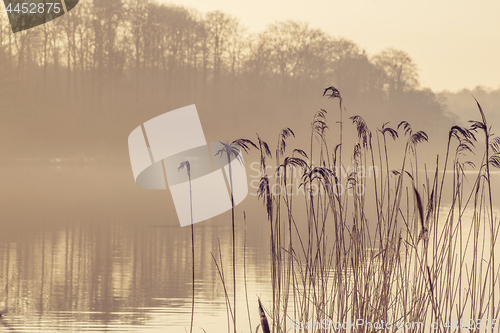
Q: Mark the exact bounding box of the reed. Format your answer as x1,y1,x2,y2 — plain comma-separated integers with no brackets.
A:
251,87,500,333
178,161,195,333
206,87,499,333
215,139,258,333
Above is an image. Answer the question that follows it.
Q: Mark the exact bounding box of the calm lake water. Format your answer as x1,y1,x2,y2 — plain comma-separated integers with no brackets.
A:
0,164,274,332
0,164,498,332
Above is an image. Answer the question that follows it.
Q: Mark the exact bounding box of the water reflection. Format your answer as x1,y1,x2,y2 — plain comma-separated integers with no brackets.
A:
0,165,272,332
0,224,271,331
0,164,498,332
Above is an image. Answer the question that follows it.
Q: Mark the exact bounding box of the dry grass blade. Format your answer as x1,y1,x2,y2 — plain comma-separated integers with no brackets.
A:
380,125,398,140
463,160,476,169
258,136,272,158
323,86,342,105
449,125,476,142
313,119,328,138
490,137,500,154
314,109,327,120
215,142,241,163
177,161,191,175
282,156,308,169
257,134,272,170
398,120,412,135
233,138,258,154
457,143,474,156
257,298,271,333
410,131,428,145
489,156,500,169
258,175,273,220
293,149,308,159
277,128,295,157
350,115,371,147
469,120,486,132
413,185,425,231
473,95,487,125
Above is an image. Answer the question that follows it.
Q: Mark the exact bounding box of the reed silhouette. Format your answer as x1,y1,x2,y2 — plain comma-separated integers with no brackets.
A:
247,87,499,333
215,139,257,333
178,160,195,333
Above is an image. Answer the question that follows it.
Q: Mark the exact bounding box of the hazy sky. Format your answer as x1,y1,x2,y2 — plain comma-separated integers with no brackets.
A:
161,0,500,92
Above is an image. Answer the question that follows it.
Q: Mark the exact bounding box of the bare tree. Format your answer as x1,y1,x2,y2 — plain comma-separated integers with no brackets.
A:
259,21,328,95
373,48,419,96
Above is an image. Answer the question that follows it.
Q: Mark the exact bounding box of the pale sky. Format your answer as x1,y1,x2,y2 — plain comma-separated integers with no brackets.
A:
161,0,500,92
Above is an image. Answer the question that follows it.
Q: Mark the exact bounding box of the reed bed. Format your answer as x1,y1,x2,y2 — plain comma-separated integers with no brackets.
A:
250,87,500,333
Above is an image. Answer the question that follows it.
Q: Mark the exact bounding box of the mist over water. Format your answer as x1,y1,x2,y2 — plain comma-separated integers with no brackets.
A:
1,0,499,331
0,162,498,332
0,164,271,332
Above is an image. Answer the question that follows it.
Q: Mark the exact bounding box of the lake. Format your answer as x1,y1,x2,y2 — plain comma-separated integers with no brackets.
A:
0,164,498,332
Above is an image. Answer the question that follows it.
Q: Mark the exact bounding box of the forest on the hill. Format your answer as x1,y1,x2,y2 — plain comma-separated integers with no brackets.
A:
0,0,495,161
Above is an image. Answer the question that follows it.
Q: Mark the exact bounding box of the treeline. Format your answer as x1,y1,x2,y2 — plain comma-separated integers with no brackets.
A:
440,86,500,128
0,0,452,160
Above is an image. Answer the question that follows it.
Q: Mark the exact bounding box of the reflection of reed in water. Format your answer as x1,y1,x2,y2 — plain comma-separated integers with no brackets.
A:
0,284,7,317
0,290,16,333
0,213,269,330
